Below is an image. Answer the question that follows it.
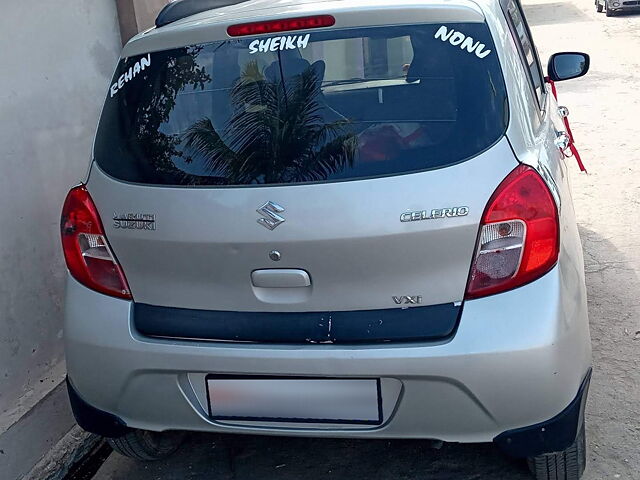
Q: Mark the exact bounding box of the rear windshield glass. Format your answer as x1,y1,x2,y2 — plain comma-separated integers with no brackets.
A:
94,23,508,186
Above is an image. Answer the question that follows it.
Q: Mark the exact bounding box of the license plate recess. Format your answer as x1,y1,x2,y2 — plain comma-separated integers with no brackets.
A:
206,377,382,425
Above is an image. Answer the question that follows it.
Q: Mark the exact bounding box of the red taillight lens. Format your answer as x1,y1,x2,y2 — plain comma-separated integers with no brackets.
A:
465,165,559,299
60,186,131,299
227,15,335,37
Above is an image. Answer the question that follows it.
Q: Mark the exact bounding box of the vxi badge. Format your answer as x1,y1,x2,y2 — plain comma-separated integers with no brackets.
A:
400,206,469,223
393,295,422,305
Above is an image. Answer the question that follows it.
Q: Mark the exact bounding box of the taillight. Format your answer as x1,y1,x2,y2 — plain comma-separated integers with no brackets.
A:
60,186,131,299
227,15,335,37
465,165,559,299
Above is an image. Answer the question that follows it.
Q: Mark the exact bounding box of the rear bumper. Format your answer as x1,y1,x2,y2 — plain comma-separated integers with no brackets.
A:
66,369,591,457
64,264,591,446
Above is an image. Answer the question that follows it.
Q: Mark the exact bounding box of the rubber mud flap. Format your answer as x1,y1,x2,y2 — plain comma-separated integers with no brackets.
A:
494,369,591,458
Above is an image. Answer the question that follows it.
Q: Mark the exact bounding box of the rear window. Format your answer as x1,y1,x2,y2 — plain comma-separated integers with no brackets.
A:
94,23,508,186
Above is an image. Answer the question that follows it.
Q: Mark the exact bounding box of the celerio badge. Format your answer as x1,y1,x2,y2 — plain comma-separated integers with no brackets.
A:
400,206,469,223
257,201,285,230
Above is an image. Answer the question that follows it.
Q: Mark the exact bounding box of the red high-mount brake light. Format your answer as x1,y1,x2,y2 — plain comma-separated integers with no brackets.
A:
60,186,131,300
465,165,559,299
227,15,335,37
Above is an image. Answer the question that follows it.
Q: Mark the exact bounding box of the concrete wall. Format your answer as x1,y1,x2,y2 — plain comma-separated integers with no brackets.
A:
0,1,172,476
0,0,121,437
134,0,171,32
117,0,170,43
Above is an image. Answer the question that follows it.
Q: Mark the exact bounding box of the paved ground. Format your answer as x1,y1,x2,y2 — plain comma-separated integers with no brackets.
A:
92,1,640,478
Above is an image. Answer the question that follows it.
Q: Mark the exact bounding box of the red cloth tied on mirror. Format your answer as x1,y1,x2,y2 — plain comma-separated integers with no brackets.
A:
545,77,587,173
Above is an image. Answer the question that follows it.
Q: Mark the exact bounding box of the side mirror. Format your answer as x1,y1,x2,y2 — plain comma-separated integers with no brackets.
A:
547,52,590,82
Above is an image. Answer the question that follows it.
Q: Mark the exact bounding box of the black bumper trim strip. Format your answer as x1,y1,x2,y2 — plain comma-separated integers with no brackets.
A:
133,302,460,344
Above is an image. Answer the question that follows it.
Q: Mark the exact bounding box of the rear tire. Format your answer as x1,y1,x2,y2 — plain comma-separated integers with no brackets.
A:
526,422,586,480
596,1,603,12
107,429,185,461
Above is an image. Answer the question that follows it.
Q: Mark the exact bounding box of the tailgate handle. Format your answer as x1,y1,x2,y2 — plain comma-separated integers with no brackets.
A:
251,269,311,288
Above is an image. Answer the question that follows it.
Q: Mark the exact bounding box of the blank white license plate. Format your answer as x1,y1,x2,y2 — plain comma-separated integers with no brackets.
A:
206,377,382,425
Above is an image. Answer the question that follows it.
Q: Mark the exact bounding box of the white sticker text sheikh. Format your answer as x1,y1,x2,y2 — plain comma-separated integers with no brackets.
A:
248,34,311,54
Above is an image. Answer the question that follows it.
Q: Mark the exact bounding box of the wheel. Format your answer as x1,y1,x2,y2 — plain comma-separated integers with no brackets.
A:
527,421,586,480
596,0,603,12
107,429,185,461
605,1,614,15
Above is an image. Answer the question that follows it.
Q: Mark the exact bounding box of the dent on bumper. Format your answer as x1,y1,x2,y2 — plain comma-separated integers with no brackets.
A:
64,265,591,442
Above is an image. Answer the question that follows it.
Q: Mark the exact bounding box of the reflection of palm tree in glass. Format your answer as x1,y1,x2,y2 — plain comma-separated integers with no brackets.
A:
131,46,211,182
183,60,357,184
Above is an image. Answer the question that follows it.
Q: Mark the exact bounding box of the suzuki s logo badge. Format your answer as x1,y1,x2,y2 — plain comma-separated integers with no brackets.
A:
257,201,285,230
393,295,422,305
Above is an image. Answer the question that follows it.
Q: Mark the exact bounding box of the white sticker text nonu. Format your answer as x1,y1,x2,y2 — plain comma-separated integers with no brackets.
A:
434,26,492,59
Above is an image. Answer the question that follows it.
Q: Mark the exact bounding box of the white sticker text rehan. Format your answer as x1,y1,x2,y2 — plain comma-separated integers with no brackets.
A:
110,54,151,97
434,26,492,59
248,34,311,54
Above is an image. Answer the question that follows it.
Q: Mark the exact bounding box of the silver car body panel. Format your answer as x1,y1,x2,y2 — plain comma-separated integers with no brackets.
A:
66,0,592,440
89,137,516,312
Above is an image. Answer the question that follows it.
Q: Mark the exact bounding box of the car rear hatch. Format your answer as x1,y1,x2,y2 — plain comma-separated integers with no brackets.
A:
86,10,516,343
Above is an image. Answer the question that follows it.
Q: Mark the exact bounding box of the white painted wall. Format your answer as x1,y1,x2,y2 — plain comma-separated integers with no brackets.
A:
0,0,121,431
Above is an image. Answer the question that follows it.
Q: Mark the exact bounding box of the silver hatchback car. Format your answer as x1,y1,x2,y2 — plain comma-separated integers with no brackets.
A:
595,0,640,16
61,0,592,478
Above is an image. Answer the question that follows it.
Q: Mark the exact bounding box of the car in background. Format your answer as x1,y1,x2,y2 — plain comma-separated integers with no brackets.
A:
595,0,640,16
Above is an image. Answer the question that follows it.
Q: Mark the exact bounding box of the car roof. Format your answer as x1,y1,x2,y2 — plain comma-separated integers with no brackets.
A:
155,0,497,27
153,0,489,27
123,0,492,57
